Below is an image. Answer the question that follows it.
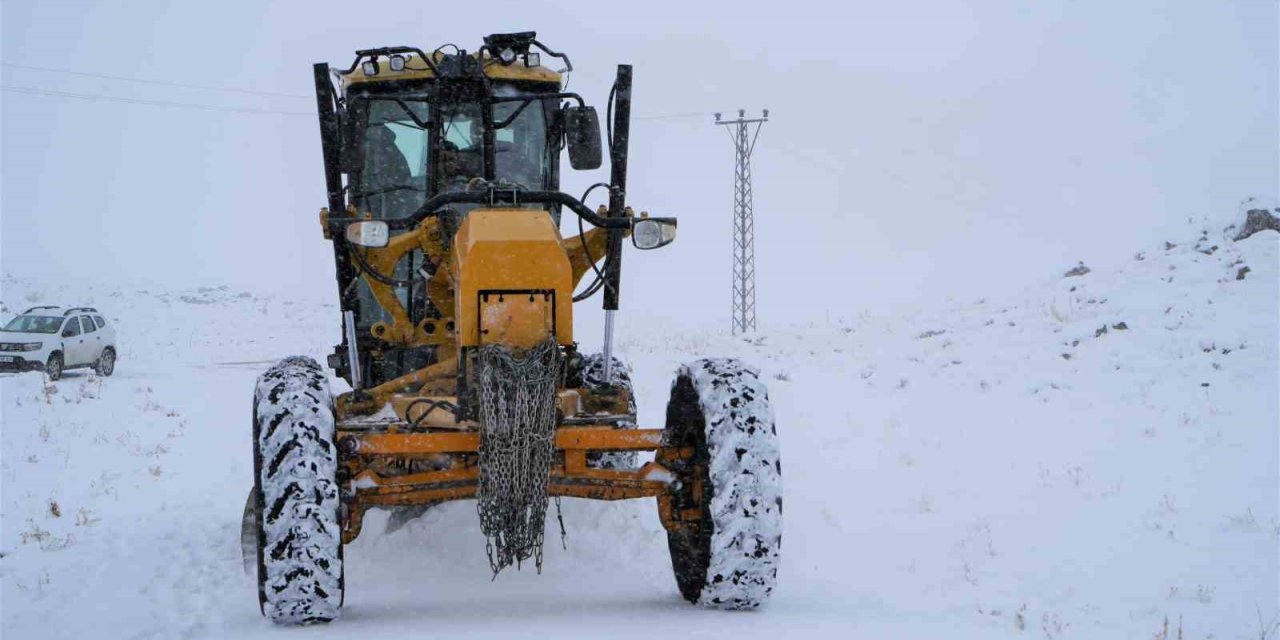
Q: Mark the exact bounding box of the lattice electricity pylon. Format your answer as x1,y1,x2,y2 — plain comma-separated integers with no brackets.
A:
715,109,768,334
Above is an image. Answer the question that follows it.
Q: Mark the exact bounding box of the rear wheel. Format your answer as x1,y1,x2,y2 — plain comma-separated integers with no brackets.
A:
252,356,343,624
45,353,63,381
661,358,782,609
95,348,115,376
568,353,638,469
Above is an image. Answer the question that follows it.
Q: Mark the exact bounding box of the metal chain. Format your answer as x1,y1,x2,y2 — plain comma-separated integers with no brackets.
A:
475,340,562,576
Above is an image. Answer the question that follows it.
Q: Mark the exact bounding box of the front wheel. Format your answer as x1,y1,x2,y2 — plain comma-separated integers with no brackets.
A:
251,356,343,624
45,353,63,381
661,358,782,610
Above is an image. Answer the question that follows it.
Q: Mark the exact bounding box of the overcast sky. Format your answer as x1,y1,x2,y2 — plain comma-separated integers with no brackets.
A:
2,1,1276,333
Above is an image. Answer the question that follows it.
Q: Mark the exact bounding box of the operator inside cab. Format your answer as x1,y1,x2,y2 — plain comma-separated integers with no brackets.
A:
355,99,429,220
359,124,419,219
439,140,482,192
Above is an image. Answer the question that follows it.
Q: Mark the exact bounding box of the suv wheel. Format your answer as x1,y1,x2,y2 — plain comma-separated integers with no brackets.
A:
46,353,63,381
95,348,116,377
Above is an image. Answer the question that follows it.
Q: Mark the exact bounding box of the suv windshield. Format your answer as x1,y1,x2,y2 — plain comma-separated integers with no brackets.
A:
3,315,63,334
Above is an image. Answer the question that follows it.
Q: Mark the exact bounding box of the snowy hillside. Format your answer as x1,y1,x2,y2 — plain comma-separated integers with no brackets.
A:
1,223,1277,639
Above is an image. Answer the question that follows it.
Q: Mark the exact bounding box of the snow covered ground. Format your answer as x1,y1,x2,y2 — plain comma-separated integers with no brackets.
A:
1,222,1276,639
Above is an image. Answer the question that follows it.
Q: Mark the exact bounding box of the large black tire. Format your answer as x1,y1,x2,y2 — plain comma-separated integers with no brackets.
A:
568,353,638,470
251,356,343,624
662,358,782,609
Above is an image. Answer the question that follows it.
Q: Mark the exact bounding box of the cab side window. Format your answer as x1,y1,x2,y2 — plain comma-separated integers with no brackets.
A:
94,316,107,329
63,318,81,337
80,316,96,333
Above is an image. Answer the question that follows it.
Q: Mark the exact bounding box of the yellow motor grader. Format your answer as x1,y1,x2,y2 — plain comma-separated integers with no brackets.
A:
242,32,782,624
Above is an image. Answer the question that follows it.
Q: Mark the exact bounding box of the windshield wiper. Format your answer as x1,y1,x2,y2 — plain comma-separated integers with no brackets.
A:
363,95,432,129
351,184,428,199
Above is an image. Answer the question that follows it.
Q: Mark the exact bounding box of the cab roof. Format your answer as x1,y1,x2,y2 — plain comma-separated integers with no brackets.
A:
340,51,561,91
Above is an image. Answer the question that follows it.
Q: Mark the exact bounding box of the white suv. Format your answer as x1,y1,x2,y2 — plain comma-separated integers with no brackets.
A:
0,306,117,380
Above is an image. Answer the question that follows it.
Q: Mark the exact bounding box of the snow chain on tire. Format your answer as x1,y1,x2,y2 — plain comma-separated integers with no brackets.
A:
569,353,639,470
663,358,782,609
252,356,343,624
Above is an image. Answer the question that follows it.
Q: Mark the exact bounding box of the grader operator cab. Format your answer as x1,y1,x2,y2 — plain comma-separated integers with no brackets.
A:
242,32,782,624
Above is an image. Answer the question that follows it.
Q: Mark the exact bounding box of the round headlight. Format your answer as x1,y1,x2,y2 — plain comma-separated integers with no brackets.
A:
633,220,662,249
389,55,406,72
498,48,516,64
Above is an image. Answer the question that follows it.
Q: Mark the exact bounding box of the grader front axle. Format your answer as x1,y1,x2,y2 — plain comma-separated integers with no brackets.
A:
335,426,697,543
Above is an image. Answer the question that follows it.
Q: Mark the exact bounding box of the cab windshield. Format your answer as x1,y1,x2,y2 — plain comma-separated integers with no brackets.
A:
2,315,63,334
494,96,551,191
351,84,554,221
436,97,550,192
354,97,430,219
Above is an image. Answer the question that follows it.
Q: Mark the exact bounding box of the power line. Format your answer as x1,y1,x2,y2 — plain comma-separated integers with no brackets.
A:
4,81,710,123
2,85,312,117
3,61,712,120
2,61,712,122
0,61,721,123
632,111,711,121
0,62,311,99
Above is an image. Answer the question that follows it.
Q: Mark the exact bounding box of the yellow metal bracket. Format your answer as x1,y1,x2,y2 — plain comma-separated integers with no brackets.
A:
348,217,455,347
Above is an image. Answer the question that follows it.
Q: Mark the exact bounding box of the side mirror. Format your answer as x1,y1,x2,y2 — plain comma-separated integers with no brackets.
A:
62,329,75,338
564,106,602,170
632,218,677,250
346,221,389,248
